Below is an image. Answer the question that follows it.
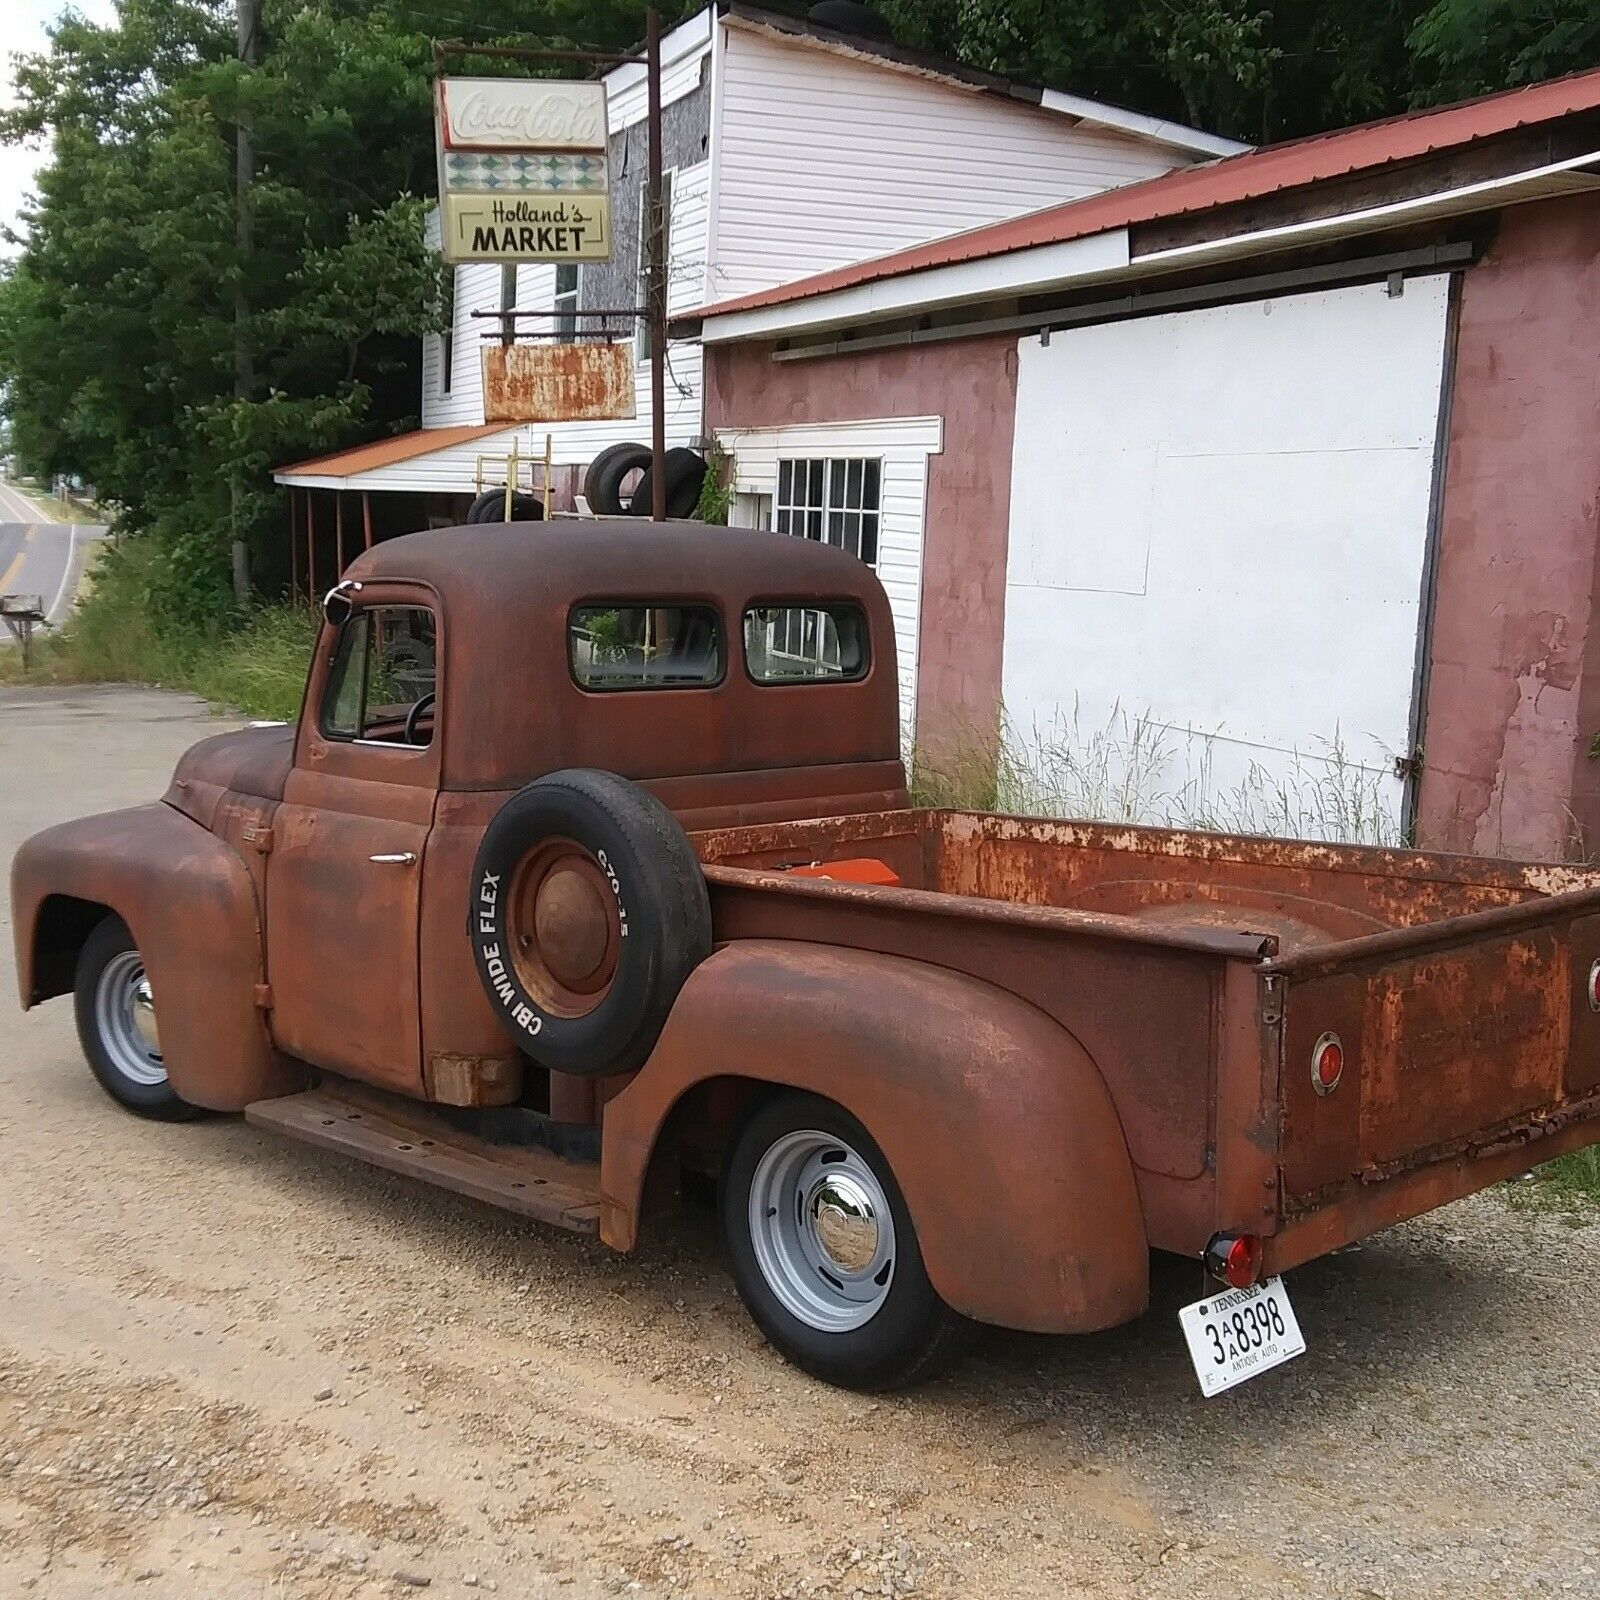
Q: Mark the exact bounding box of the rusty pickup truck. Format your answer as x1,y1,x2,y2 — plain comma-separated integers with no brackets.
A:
14,520,1600,1391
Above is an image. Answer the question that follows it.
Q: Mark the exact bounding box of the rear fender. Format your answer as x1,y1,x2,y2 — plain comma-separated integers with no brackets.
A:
602,940,1149,1334
11,803,306,1110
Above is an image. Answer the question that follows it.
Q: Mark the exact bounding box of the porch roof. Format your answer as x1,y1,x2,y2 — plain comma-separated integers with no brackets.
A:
273,425,506,489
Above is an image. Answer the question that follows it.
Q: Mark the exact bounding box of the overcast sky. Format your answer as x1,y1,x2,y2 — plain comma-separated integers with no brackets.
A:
1,0,119,251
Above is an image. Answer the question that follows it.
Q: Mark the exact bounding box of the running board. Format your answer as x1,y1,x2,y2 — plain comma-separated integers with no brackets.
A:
245,1082,603,1235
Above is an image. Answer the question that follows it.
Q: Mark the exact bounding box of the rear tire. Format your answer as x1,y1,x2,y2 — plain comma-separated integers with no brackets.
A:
73,916,203,1121
723,1091,975,1389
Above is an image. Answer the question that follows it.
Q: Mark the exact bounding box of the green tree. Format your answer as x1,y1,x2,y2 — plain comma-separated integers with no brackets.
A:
0,0,690,622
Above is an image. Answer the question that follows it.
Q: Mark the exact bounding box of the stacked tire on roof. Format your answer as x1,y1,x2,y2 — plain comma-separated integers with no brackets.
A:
584,443,708,519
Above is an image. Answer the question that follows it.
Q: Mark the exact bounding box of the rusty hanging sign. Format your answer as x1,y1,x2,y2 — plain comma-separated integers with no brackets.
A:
435,78,613,263
482,341,636,424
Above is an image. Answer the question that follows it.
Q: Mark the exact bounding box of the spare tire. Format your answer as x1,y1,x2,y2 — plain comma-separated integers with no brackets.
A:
585,442,651,516
468,489,544,523
468,768,712,1077
628,447,708,519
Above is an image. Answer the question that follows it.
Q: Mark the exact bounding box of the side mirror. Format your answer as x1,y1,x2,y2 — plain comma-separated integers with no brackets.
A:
322,581,361,627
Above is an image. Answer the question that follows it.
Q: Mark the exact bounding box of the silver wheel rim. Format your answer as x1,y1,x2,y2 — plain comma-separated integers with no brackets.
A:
748,1129,896,1332
94,949,167,1088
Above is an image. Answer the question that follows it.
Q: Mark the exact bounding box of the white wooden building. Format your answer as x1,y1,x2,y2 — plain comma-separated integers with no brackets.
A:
273,2,1238,523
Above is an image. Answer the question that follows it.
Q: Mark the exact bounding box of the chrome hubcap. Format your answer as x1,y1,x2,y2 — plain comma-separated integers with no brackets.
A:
95,950,167,1088
749,1130,896,1332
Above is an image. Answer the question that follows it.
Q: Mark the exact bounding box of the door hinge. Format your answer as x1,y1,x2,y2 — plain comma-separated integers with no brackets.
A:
242,823,274,853
254,983,274,1010
1394,749,1423,781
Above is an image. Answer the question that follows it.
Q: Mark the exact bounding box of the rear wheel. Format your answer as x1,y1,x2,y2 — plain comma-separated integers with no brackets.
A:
722,1092,974,1389
73,916,202,1120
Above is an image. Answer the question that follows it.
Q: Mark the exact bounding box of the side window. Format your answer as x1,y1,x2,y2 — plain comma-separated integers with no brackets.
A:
321,606,438,746
569,603,722,690
744,602,870,684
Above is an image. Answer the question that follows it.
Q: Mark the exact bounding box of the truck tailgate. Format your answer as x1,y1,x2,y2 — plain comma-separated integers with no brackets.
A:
1274,896,1600,1207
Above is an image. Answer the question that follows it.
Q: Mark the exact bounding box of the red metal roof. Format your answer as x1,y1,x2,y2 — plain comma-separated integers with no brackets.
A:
275,424,505,481
691,67,1600,324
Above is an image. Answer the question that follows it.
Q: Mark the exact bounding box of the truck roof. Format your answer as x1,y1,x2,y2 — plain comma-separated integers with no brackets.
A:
340,519,904,793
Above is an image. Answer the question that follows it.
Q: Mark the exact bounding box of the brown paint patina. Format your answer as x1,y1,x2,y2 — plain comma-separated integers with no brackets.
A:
13,518,1600,1339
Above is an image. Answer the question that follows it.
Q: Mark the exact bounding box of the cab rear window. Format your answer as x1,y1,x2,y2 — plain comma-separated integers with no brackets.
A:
569,604,724,690
743,603,869,684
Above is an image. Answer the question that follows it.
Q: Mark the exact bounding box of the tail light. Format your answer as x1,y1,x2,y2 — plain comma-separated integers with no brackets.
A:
1204,1232,1263,1290
1588,960,1600,1012
1311,1031,1344,1095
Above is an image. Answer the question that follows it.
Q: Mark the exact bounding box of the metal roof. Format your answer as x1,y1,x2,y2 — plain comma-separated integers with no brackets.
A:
274,425,505,483
689,65,1600,328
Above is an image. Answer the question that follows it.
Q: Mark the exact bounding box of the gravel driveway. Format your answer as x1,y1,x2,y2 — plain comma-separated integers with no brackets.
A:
2,684,1598,1600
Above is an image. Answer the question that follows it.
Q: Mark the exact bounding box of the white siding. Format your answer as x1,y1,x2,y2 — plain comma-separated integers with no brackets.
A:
710,22,1190,302
422,259,503,429
716,415,943,732
1002,279,1452,842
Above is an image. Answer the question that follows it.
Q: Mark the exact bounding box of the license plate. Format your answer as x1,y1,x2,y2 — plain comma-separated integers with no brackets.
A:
1178,1276,1305,1397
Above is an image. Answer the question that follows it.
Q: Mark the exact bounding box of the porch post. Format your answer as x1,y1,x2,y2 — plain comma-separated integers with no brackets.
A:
335,491,346,575
289,488,300,603
361,490,374,551
308,491,319,601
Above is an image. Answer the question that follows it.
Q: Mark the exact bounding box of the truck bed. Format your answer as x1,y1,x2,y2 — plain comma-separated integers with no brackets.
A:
692,808,1600,1264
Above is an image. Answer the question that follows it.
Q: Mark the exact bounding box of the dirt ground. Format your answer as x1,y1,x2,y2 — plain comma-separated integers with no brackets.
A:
3,684,1599,1600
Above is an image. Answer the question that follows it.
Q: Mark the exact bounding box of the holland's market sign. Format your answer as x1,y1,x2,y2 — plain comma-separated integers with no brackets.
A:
435,78,612,263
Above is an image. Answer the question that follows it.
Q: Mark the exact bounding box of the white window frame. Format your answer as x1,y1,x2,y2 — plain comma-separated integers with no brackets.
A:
775,456,882,566
553,263,579,344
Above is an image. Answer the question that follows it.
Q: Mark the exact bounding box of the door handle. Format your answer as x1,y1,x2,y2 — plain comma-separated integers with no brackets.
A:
368,852,417,865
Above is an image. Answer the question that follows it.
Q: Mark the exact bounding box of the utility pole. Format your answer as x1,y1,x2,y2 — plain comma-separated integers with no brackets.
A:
645,7,666,522
231,0,259,605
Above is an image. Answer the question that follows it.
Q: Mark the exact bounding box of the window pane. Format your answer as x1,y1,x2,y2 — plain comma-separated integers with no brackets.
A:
859,513,879,567
322,613,369,739
778,459,792,502
321,607,437,746
807,508,823,541
846,459,863,508
826,508,846,548
863,458,881,507
744,603,870,684
570,604,723,690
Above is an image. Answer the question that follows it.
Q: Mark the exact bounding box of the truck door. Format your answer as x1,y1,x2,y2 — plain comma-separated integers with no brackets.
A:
266,589,441,1095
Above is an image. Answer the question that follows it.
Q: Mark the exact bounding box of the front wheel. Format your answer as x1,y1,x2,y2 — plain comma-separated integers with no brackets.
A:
73,916,202,1121
722,1092,974,1390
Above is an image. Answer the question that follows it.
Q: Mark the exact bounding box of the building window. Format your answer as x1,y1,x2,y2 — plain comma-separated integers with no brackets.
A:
775,458,881,565
554,263,578,344
636,169,674,361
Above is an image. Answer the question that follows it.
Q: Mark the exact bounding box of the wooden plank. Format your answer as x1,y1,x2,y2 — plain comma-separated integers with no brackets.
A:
245,1086,602,1234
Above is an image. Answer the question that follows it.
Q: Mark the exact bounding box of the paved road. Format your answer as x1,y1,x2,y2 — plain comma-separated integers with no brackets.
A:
2,684,1599,1598
0,477,103,627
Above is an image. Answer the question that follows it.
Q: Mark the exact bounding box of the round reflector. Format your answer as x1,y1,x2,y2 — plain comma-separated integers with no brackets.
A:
1203,1231,1264,1290
1589,960,1600,1013
1311,1031,1344,1095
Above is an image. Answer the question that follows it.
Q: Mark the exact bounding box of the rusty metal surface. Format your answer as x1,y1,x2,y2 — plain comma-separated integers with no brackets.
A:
246,1079,601,1233
601,940,1150,1334
482,342,635,424
337,521,904,793
11,804,306,1110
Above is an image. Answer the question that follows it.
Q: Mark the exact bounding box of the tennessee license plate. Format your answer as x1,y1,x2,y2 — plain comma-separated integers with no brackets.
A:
1178,1276,1306,1397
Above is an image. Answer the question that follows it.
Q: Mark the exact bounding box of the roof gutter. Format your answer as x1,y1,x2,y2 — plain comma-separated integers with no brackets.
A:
694,147,1600,348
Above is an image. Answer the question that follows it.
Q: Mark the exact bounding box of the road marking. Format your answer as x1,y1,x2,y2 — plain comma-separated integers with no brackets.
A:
0,525,37,593
44,526,80,624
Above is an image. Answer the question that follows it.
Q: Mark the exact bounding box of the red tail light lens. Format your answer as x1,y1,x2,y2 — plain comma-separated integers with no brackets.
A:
1588,960,1600,1012
1311,1031,1344,1095
1204,1231,1263,1289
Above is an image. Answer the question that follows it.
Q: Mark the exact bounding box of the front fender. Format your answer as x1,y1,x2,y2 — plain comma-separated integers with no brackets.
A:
11,803,306,1111
603,940,1148,1335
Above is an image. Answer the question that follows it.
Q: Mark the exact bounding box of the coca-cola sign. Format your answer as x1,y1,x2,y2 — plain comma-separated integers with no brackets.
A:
438,78,608,153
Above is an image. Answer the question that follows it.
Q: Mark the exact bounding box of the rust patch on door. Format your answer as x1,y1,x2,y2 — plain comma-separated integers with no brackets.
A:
483,342,635,424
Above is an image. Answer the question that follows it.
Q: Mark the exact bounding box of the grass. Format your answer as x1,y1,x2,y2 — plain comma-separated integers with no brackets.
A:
1,475,103,525
0,539,316,721
912,700,1403,845
1507,1148,1600,1213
